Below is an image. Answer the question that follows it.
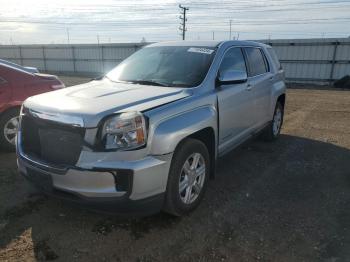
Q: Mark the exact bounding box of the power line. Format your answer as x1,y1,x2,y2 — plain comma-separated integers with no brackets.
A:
1,0,350,43
2,17,349,28
179,4,189,40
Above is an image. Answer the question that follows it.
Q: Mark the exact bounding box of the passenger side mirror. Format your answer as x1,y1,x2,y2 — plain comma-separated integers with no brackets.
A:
217,70,247,85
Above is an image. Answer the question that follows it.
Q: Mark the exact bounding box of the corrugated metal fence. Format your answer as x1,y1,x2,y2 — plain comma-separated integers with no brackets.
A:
0,43,144,77
0,38,349,84
261,38,350,84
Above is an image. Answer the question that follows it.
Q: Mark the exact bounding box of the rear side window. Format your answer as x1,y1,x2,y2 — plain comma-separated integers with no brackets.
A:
267,47,282,70
219,47,247,76
244,47,268,77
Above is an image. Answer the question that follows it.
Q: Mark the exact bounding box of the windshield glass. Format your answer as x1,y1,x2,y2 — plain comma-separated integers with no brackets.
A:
106,46,216,87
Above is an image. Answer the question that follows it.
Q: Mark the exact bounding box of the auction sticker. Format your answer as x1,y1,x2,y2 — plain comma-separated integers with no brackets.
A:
188,47,214,55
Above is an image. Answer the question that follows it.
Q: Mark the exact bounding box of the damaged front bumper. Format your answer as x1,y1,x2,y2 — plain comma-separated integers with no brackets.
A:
17,131,172,214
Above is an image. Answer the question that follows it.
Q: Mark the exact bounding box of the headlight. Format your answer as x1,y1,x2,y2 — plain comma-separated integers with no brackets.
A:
101,112,147,150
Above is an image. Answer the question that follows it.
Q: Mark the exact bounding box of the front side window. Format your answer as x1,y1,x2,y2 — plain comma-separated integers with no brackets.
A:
245,47,268,77
219,47,247,76
106,46,216,88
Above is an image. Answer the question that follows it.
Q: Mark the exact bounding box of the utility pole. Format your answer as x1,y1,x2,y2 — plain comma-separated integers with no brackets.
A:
229,20,232,40
179,4,189,40
66,28,70,44
212,31,215,40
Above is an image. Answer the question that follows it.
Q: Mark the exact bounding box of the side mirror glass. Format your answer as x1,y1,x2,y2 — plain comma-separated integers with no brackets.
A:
217,70,247,85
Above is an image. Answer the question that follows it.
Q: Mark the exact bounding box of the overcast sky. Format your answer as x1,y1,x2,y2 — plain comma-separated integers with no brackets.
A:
0,0,349,44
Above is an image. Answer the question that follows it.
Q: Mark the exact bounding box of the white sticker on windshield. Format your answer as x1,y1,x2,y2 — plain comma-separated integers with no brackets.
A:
188,47,214,55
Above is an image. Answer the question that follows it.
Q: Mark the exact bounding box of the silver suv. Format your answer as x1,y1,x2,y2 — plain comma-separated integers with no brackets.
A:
17,40,286,216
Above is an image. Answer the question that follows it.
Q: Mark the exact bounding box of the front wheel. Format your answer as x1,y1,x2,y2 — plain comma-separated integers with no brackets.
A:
163,138,210,216
0,108,20,151
261,101,284,141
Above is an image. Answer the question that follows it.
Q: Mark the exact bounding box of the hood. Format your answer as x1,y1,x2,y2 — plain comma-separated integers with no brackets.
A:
24,79,191,127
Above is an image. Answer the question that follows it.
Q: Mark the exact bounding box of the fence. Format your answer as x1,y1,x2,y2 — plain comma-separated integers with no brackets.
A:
0,43,145,77
0,38,349,84
261,38,350,84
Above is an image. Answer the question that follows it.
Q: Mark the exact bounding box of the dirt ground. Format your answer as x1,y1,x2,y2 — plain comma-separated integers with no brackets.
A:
1,76,350,262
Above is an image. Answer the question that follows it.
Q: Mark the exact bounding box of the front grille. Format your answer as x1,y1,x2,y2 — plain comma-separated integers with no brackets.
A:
21,115,85,167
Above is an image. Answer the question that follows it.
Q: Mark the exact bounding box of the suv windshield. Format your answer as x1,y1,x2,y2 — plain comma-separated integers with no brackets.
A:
106,46,216,87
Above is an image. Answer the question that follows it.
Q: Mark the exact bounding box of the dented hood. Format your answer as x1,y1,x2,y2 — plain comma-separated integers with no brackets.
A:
24,79,191,127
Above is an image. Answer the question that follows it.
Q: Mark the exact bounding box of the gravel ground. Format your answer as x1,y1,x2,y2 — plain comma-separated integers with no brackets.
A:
0,76,350,262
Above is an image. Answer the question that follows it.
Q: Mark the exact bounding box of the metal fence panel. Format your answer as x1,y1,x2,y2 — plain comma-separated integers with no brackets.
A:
45,47,73,59
21,47,43,59
333,64,350,79
0,47,20,60
46,60,74,72
263,38,350,83
74,46,101,60
103,46,138,60
75,60,102,73
336,45,350,60
24,59,45,70
282,62,331,80
0,39,349,83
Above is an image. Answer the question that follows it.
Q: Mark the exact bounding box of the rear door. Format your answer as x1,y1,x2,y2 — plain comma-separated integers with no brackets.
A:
244,47,272,127
217,47,256,154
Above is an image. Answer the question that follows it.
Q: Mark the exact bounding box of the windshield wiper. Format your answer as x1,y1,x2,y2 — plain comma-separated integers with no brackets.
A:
126,80,169,87
105,77,179,87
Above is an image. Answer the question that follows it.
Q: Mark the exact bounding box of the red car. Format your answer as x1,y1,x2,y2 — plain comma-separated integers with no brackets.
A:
0,61,65,151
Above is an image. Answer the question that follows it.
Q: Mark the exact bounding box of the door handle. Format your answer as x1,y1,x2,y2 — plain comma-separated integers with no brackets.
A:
246,84,252,91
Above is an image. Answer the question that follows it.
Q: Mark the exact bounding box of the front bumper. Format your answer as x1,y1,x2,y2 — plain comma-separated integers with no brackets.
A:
17,135,173,214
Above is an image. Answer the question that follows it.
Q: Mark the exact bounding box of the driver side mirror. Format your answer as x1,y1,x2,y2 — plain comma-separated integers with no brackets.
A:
217,70,248,85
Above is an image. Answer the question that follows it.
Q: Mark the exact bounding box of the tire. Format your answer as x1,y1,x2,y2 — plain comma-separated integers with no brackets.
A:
261,101,284,141
163,138,210,216
0,108,20,151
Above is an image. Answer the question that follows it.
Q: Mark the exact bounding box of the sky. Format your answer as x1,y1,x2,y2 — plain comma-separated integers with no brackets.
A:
0,0,349,44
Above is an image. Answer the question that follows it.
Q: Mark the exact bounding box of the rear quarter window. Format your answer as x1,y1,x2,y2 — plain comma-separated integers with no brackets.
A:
267,47,282,70
244,47,268,77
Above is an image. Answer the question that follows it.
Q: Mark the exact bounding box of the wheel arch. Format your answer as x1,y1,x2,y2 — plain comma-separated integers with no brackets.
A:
188,127,216,179
0,105,21,119
277,93,286,108
149,106,218,178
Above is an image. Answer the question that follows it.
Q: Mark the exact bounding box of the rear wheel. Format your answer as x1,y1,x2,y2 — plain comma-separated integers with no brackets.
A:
261,101,284,141
163,138,210,216
0,108,20,151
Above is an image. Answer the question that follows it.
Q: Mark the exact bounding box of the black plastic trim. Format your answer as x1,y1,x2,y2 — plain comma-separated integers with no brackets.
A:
21,166,163,215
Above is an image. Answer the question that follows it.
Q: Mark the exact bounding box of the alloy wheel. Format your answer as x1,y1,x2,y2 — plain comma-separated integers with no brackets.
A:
178,152,206,205
3,116,19,145
272,107,282,136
